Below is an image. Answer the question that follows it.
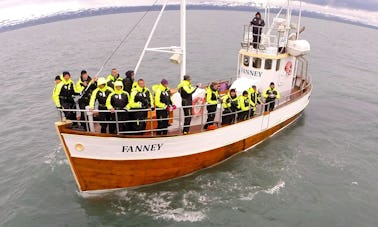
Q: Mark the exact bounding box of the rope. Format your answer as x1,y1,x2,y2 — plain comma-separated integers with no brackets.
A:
94,0,160,77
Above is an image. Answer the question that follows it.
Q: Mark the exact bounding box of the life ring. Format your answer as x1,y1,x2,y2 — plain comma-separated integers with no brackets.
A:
285,61,292,75
192,96,206,116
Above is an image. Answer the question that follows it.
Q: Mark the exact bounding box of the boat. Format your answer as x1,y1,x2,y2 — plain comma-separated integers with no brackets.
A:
55,0,312,192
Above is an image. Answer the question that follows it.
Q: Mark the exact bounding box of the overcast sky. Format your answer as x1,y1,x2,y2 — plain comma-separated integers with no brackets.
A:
0,0,377,28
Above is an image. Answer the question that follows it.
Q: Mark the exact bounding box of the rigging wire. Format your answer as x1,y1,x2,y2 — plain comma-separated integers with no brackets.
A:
94,0,160,77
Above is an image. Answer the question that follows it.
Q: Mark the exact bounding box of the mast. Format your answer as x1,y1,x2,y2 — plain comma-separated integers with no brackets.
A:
297,0,303,39
180,0,187,81
134,0,186,81
134,0,168,75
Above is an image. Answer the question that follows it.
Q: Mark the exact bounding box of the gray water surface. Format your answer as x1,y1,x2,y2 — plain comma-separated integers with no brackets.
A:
0,10,377,227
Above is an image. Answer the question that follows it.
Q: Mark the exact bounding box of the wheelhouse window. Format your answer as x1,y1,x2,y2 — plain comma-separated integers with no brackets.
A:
276,59,281,71
243,55,250,67
252,58,262,69
265,59,272,70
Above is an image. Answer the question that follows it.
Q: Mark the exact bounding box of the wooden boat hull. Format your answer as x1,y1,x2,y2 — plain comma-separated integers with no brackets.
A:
56,89,311,192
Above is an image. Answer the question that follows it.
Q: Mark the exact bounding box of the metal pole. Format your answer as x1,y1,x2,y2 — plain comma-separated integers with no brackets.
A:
115,111,119,135
297,0,303,39
134,0,169,74
150,110,154,136
180,0,187,80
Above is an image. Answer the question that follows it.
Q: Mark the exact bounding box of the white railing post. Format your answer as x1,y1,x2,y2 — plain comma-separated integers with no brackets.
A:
86,106,95,132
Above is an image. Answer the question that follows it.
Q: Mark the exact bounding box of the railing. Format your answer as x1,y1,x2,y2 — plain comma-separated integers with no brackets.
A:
241,24,294,55
56,80,311,136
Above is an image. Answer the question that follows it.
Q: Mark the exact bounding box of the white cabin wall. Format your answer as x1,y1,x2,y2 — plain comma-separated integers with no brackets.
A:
235,53,295,95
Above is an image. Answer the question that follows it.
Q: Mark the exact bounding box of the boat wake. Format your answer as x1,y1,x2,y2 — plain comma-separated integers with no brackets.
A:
77,171,287,222
111,190,208,222
43,145,69,171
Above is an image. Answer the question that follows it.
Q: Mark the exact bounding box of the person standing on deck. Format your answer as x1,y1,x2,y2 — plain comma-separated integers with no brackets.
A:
204,82,220,129
75,70,97,127
238,90,252,121
106,81,130,133
250,12,265,49
263,82,280,111
248,85,261,116
128,79,154,135
177,75,198,135
123,70,137,94
89,77,115,133
52,71,79,122
106,68,122,89
221,88,239,125
154,79,175,135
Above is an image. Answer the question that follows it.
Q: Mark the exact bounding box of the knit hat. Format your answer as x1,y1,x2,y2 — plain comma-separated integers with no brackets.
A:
161,79,168,85
183,75,191,80
125,70,134,78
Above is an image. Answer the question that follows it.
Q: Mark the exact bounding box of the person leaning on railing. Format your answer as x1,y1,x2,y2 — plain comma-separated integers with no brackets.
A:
177,75,198,135
250,12,265,49
204,82,220,129
263,82,280,112
89,77,115,133
128,79,154,135
52,71,80,123
237,90,252,121
106,81,130,133
75,70,97,130
221,88,239,125
153,79,176,135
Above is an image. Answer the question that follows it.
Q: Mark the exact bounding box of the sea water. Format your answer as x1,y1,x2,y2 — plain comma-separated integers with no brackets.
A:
0,10,377,227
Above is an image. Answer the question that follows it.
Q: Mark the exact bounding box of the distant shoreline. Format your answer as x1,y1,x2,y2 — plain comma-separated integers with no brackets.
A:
1,4,376,33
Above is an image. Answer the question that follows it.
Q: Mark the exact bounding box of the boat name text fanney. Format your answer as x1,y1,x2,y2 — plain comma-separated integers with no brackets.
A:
239,67,263,77
122,144,163,153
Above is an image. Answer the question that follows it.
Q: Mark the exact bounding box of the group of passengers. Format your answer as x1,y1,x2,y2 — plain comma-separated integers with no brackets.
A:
52,69,280,135
52,68,174,135
205,81,280,128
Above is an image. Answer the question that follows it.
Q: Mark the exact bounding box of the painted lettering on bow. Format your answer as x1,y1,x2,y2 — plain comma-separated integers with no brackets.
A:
122,143,163,153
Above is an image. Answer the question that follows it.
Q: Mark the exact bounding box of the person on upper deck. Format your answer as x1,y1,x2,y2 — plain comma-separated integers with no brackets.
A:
204,82,220,129
106,80,130,133
250,12,265,49
177,75,198,135
106,68,122,89
52,71,79,122
89,77,115,133
128,79,154,134
221,88,239,125
154,79,175,135
123,70,137,94
263,82,280,112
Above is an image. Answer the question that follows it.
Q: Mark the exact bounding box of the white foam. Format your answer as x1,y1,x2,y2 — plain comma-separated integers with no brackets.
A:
263,180,285,194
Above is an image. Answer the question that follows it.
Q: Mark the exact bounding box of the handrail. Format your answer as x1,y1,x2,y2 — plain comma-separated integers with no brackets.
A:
241,23,296,55
56,78,311,136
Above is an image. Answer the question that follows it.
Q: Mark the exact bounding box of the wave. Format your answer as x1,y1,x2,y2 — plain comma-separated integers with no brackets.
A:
0,0,376,32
